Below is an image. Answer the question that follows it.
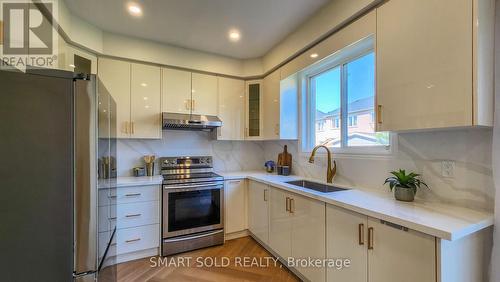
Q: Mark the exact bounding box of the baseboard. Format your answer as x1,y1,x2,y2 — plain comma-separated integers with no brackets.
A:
102,247,159,267
247,231,306,282
225,229,249,240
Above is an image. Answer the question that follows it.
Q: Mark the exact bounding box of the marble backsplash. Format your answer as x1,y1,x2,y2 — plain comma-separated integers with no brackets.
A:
117,130,265,176
118,128,494,212
263,128,495,212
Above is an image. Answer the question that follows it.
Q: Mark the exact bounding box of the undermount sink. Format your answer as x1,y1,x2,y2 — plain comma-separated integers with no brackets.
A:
285,180,348,193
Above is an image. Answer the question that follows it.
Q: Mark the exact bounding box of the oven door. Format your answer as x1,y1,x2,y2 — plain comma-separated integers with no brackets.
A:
163,182,224,238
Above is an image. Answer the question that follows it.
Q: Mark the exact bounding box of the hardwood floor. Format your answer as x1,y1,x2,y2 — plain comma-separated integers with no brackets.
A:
101,236,300,282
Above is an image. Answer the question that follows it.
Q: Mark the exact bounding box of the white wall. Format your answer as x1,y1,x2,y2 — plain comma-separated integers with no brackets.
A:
264,129,495,212
262,0,378,72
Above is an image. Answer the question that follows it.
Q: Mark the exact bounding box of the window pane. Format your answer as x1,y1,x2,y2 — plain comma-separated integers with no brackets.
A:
346,52,389,147
312,67,341,147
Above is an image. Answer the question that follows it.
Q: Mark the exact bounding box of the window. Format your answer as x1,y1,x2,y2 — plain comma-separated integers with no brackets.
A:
303,37,391,154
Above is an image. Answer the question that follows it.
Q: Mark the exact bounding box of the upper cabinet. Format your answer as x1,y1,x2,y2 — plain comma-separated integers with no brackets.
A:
191,73,218,116
376,0,494,131
262,70,281,139
162,68,191,114
161,69,219,116
245,80,263,139
130,63,162,139
98,58,161,139
218,77,246,140
262,70,299,140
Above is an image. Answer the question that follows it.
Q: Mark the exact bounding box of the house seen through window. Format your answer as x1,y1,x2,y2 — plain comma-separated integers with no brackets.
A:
309,49,390,151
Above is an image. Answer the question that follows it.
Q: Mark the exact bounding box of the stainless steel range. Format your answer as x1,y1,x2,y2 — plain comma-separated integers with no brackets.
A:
161,156,224,256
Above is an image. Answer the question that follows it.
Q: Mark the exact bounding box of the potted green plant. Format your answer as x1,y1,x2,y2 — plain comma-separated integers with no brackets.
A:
384,169,429,202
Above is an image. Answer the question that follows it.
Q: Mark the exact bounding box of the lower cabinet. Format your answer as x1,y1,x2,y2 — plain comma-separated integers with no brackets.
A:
269,187,326,282
248,180,270,244
224,179,248,235
98,185,161,265
326,204,436,282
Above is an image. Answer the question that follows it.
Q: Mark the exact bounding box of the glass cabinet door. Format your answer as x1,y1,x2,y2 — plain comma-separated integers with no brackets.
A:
246,81,262,138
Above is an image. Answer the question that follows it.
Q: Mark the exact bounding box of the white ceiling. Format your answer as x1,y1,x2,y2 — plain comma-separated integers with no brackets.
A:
64,0,331,59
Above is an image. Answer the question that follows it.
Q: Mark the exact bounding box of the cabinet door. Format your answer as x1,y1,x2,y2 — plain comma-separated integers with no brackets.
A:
279,74,299,140
368,218,436,282
98,58,131,138
291,194,326,282
326,205,367,282
269,188,292,259
191,73,218,116
130,63,161,139
162,68,191,114
246,81,263,139
248,180,269,244
224,179,247,234
376,0,473,131
218,77,245,140
263,70,280,140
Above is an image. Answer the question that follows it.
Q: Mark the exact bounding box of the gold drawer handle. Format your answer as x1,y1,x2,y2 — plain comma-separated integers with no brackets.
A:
368,227,374,250
125,238,141,243
358,223,365,245
107,195,117,199
285,197,290,212
289,198,295,213
125,193,141,197
125,213,142,218
108,217,117,220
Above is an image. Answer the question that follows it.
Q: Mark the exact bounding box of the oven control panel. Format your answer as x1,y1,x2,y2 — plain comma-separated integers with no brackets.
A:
160,156,213,169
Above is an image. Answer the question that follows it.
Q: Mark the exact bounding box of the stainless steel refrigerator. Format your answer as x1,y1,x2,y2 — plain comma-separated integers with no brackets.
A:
0,67,117,282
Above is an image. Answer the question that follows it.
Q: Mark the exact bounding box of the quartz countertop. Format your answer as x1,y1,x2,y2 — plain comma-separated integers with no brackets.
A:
98,175,163,189
217,171,494,241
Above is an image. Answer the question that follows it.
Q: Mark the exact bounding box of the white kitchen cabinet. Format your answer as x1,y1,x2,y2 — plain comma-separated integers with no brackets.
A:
247,180,269,244
98,58,131,138
130,63,162,139
268,186,326,282
191,73,218,116
224,179,247,234
368,218,436,282
161,68,192,114
245,80,263,139
217,77,245,140
326,204,435,282
326,205,368,282
263,70,281,140
376,0,494,131
290,192,325,282
98,58,162,139
269,188,292,259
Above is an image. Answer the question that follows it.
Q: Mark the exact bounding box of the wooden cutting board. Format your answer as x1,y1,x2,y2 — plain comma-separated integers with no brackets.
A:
278,145,292,168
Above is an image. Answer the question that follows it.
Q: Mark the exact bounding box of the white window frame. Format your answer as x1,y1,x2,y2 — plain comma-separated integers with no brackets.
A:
299,36,396,156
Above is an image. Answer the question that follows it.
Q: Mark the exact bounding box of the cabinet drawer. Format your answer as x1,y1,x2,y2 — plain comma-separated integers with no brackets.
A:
103,224,160,256
98,185,159,206
99,201,159,232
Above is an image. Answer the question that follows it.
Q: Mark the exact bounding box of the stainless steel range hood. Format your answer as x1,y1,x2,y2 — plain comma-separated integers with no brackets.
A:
162,112,222,131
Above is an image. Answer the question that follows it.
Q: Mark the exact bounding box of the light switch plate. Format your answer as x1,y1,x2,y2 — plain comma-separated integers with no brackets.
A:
441,161,455,178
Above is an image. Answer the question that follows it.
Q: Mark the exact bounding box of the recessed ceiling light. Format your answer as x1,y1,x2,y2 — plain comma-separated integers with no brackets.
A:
228,29,241,42
127,2,142,17
310,53,319,59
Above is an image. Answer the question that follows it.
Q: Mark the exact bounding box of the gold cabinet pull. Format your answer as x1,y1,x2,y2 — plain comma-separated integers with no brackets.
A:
124,122,129,134
125,213,142,218
358,223,365,245
125,238,141,243
263,189,268,201
285,197,290,212
125,193,141,197
185,99,190,110
368,227,374,249
377,105,383,124
290,198,295,213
